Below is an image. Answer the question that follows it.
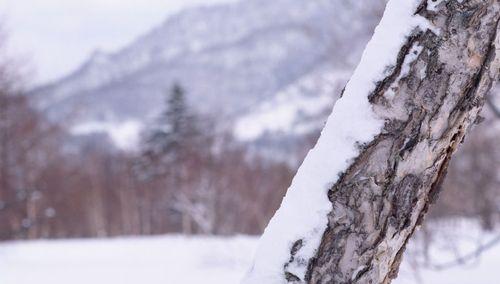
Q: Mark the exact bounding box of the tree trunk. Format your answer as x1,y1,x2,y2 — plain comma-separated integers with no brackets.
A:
244,1,500,283
307,1,500,283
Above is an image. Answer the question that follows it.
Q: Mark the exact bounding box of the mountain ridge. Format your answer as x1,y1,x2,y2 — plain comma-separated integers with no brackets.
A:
32,0,384,151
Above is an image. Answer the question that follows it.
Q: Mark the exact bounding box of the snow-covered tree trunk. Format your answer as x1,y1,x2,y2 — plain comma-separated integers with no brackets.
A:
244,1,500,283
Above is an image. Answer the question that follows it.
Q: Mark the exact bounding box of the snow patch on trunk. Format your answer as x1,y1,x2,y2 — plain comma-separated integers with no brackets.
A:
242,0,430,282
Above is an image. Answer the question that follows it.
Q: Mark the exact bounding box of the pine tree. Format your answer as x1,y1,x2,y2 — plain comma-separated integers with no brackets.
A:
139,83,200,178
137,83,207,234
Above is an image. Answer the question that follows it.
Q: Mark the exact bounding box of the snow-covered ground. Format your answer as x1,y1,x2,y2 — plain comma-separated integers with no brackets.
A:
0,221,499,284
0,236,255,284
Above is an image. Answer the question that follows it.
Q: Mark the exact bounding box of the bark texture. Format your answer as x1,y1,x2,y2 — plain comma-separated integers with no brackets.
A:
286,1,500,283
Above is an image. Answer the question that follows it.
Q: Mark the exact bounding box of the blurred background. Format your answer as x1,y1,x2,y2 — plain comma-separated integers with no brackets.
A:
0,0,499,283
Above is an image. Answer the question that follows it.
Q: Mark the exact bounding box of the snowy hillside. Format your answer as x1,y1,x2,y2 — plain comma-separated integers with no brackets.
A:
234,67,350,141
1,220,498,284
32,0,384,148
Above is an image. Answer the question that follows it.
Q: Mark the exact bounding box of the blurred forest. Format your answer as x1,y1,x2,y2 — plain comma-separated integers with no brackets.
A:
0,10,499,242
0,40,297,238
0,80,295,239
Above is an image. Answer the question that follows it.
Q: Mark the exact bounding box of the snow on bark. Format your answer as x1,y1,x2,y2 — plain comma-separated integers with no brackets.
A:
243,0,500,283
242,1,430,283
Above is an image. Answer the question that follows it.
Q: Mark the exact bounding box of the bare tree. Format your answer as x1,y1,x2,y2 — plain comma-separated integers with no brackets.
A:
244,1,500,283
432,115,500,230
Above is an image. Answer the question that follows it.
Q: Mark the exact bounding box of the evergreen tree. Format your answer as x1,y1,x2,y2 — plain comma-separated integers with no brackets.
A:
138,83,210,234
139,83,200,178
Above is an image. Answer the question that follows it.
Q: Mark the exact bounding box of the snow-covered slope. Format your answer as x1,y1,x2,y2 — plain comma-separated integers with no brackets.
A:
234,67,350,141
232,66,350,164
32,0,383,148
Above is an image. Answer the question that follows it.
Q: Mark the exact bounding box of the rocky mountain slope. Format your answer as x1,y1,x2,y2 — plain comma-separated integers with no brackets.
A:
32,0,385,149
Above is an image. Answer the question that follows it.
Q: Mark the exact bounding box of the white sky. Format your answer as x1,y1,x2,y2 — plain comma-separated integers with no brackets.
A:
0,0,239,86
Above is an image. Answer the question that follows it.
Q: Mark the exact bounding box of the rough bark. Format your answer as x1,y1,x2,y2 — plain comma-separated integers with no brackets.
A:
286,1,500,283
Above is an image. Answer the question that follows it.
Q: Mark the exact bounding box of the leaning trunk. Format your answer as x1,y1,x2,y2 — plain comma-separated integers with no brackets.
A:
244,0,500,283
307,1,500,283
